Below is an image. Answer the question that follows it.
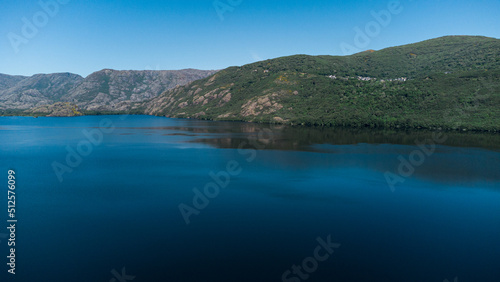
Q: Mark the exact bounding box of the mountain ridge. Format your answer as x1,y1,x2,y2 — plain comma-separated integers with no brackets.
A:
0,69,217,115
1,36,499,131
141,36,500,131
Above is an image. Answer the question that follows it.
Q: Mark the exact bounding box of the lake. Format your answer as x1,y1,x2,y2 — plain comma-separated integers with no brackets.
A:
0,115,499,282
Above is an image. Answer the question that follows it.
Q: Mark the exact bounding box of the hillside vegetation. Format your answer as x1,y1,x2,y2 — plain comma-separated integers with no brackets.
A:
143,36,500,131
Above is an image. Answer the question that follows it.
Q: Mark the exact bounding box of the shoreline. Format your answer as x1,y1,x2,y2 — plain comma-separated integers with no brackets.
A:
1,113,499,134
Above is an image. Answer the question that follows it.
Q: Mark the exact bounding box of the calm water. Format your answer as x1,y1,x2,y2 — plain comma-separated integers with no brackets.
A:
0,115,499,282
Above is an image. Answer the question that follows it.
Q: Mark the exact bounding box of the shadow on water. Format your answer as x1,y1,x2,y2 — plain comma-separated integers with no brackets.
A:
138,121,500,152
119,120,500,185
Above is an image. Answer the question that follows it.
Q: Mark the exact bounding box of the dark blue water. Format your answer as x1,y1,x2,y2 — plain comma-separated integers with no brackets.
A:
0,115,499,282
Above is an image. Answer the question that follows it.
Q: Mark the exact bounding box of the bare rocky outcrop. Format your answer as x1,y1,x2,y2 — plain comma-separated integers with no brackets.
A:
240,94,283,117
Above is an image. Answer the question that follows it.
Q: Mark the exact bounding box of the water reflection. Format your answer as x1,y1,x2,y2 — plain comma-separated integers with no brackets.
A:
118,120,500,151
115,120,500,185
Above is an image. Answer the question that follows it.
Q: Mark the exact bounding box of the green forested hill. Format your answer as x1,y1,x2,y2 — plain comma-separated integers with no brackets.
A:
142,36,500,131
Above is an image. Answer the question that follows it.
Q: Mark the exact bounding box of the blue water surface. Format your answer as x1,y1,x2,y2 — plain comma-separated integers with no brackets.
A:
0,115,499,282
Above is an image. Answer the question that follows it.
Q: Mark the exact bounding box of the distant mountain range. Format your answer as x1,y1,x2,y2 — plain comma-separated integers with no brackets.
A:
0,69,217,115
1,36,499,131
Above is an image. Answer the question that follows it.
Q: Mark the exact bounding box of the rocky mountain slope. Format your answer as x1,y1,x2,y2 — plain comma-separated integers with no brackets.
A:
0,73,83,110
0,69,217,114
0,74,28,91
61,69,217,112
142,36,500,131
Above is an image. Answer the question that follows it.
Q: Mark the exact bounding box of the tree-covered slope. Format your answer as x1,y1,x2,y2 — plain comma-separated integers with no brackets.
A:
143,36,500,131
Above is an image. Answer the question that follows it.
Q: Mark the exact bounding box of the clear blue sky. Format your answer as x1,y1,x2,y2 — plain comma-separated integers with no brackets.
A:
1,0,499,77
